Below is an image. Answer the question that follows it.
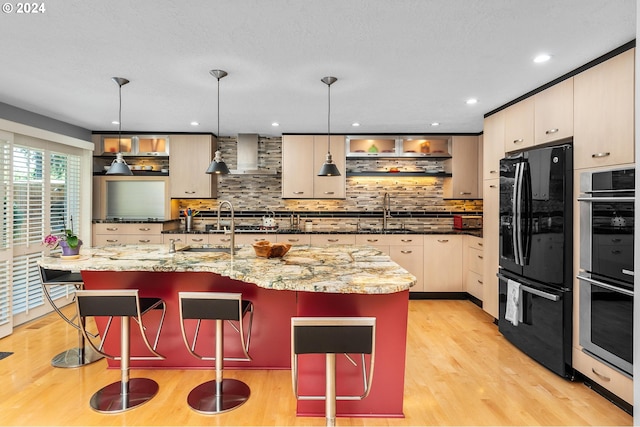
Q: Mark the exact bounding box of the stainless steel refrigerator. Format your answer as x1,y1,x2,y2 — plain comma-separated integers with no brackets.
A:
498,143,573,378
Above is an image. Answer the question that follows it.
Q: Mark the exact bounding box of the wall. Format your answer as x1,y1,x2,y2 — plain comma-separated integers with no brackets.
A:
0,102,91,141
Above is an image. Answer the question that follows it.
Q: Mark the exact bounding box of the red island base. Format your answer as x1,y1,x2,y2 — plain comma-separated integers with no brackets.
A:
81,270,409,418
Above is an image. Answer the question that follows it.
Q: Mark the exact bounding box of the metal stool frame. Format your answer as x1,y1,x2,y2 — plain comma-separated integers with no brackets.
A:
291,317,376,427
39,267,103,368
75,289,166,413
178,291,254,414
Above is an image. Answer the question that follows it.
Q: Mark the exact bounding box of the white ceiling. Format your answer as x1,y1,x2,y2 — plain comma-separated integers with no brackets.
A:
0,0,636,137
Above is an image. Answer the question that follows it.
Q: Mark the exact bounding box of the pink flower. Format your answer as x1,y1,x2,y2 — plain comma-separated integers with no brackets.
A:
43,234,61,249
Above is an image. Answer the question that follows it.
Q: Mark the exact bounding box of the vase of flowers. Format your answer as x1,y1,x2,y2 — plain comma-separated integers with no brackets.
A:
43,222,82,257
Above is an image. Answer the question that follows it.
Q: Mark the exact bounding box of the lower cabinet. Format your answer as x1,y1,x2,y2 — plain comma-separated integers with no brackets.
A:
93,223,164,246
572,347,632,405
463,235,484,300
276,234,311,246
423,235,463,292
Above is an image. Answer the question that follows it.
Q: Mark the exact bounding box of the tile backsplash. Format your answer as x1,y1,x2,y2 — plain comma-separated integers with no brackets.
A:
175,136,482,226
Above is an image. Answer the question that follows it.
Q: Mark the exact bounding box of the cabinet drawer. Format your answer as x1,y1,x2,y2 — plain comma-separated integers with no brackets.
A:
466,270,483,300
356,234,423,246
467,236,483,251
234,234,277,245
310,234,356,245
572,347,632,404
277,234,311,245
468,247,484,274
94,223,163,235
94,234,163,246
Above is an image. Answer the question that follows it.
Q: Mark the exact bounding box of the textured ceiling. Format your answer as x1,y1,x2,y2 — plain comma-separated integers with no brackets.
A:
0,0,636,137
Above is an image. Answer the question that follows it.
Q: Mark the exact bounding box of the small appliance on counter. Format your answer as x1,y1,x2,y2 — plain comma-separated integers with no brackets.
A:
453,215,483,230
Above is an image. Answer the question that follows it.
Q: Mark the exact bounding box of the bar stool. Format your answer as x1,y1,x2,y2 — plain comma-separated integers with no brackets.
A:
75,289,166,413
291,317,376,427
39,267,103,368
178,291,254,414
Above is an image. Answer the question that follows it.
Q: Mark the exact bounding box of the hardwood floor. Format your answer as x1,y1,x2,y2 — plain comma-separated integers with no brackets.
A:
0,299,632,426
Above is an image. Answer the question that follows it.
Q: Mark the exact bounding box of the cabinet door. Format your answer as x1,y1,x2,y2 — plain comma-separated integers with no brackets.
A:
390,245,424,292
313,135,346,198
276,234,311,246
446,136,479,198
282,135,314,198
574,48,635,169
504,97,534,153
534,77,574,145
482,179,500,319
169,134,217,198
423,235,463,292
483,110,505,180
235,233,277,245
310,234,356,245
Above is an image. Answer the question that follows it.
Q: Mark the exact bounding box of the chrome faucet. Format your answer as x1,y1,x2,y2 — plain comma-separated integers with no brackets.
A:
382,192,392,231
168,238,181,253
217,200,236,255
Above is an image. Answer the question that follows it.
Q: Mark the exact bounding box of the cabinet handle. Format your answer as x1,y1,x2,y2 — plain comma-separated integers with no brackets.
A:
191,238,204,242
138,227,151,231
489,185,497,188
324,191,335,195
221,238,231,243
401,239,413,243
184,191,196,194
367,239,379,243
478,243,483,247
489,170,498,174
327,239,339,242
138,239,150,243
293,191,305,194
106,227,118,231
478,255,484,260
106,239,119,243
400,250,413,254
591,152,611,158
253,238,263,242
288,238,300,242
459,192,471,195
545,128,559,134
513,138,524,144
478,280,483,284
437,239,449,243
591,368,611,382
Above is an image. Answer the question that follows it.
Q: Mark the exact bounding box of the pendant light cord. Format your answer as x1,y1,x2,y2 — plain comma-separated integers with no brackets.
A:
327,82,331,153
217,76,220,138
118,83,122,146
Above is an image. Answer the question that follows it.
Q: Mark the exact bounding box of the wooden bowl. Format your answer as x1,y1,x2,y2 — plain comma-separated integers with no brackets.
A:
252,240,292,258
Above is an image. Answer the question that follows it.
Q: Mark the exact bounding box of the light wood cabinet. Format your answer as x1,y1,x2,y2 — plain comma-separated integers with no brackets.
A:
169,134,217,198
574,48,635,169
444,136,480,199
276,234,311,246
483,110,505,180
534,77,574,145
423,235,463,292
234,233,277,245
463,235,484,300
310,234,356,246
481,179,500,319
282,135,346,199
572,347,632,404
356,234,424,292
93,223,164,246
504,97,534,153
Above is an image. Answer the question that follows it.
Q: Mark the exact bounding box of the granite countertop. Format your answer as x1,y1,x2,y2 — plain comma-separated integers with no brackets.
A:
161,228,482,237
38,244,416,295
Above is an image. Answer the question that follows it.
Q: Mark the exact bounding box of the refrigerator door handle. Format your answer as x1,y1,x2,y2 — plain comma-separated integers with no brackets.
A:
512,162,522,265
522,160,533,264
515,161,526,266
519,284,560,302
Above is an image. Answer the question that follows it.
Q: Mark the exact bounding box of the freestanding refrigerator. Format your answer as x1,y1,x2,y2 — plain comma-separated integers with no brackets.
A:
497,143,573,378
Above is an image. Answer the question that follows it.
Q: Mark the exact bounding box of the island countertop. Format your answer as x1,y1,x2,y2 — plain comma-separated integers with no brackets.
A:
38,244,416,294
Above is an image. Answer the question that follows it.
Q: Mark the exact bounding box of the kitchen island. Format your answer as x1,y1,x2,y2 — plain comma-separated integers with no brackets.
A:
39,243,415,418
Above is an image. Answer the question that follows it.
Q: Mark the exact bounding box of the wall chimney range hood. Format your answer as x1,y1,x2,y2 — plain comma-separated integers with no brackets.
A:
229,133,278,175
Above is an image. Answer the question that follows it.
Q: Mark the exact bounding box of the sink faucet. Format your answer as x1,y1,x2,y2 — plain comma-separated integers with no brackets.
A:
217,200,235,255
168,238,181,253
382,192,392,230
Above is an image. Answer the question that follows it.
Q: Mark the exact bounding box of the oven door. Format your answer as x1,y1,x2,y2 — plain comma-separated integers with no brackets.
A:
578,274,633,377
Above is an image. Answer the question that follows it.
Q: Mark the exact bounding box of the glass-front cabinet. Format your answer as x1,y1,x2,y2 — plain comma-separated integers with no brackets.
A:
94,134,170,156
346,136,450,158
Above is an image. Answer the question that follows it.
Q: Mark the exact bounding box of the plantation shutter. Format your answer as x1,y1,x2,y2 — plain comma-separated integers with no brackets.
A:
0,134,12,338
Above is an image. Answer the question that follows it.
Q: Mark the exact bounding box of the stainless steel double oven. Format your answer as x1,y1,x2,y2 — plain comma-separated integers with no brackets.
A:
577,168,634,377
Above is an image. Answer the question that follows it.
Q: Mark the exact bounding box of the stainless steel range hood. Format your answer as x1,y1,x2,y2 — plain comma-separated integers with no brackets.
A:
229,133,278,175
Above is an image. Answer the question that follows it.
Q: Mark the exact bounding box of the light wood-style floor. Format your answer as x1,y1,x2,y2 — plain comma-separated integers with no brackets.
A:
0,299,632,426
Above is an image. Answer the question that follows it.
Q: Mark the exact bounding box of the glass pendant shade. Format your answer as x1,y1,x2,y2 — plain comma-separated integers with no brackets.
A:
318,76,341,176
106,77,133,176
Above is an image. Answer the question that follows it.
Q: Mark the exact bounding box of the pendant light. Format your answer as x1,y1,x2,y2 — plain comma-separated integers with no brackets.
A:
106,77,133,176
317,76,341,176
206,69,230,174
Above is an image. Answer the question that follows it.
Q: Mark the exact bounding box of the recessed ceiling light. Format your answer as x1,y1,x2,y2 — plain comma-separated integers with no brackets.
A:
534,53,552,63
190,121,199,126
430,122,440,127
352,122,360,127
272,122,280,127
466,98,478,105
112,120,119,125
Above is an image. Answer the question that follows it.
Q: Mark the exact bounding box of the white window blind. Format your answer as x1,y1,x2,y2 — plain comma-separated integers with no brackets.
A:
0,137,11,331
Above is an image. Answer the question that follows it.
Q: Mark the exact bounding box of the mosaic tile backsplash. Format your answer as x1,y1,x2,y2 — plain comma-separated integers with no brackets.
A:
175,136,482,231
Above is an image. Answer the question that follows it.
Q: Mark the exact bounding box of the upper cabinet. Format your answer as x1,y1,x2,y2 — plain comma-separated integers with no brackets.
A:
534,77,574,145
444,136,480,199
483,110,505,180
93,134,170,157
169,134,218,198
504,96,534,153
282,135,346,199
574,48,635,169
